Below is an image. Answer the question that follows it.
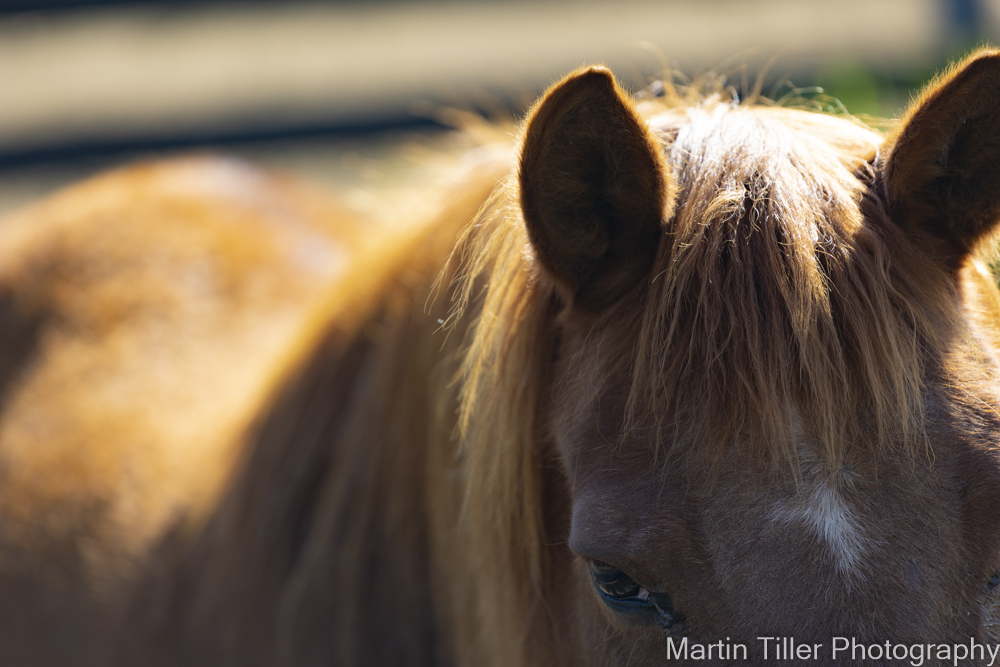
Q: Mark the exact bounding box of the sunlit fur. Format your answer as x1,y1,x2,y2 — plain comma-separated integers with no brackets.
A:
0,157,381,664
1,51,1000,666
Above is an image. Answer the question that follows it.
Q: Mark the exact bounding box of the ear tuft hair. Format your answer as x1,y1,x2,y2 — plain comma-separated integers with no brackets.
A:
884,48,1000,263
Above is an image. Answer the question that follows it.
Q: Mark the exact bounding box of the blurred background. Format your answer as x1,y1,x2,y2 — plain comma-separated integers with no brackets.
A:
1,0,998,219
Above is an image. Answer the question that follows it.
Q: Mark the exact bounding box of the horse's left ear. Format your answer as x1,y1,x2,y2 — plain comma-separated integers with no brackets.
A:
519,67,674,307
884,49,1000,263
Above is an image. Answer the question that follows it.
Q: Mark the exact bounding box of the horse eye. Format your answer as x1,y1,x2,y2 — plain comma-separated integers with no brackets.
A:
988,570,1000,590
589,561,644,599
586,561,684,629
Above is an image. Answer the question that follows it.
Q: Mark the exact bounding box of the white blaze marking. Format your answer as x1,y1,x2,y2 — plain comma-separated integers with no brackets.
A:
771,479,867,575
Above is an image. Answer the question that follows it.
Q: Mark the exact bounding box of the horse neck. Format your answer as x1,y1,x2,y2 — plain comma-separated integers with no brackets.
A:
125,166,505,666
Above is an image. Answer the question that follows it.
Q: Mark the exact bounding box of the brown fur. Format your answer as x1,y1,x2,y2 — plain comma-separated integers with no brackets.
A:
2,51,1000,666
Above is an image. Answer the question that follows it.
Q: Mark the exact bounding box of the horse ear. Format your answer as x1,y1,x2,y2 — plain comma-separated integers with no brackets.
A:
883,49,1000,263
518,66,674,307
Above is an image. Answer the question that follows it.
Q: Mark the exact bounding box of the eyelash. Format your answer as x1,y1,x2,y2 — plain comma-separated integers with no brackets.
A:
588,560,684,629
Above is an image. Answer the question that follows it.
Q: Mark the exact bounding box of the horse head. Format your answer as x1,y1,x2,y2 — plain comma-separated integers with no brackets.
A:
460,50,1000,664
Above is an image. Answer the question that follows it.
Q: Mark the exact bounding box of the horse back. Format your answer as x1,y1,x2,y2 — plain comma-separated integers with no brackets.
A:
0,155,367,664
112,156,509,666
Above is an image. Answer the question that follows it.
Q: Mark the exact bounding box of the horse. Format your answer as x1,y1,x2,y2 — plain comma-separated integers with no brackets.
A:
1,47,1000,666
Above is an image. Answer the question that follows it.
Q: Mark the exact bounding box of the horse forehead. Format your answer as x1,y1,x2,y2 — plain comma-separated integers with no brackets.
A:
565,432,976,562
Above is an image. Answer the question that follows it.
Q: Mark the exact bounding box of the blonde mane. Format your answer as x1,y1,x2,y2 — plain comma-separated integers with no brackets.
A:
632,102,951,464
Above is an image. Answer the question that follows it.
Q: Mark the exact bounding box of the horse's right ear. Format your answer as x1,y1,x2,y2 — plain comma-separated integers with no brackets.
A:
518,67,674,308
883,49,1000,264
